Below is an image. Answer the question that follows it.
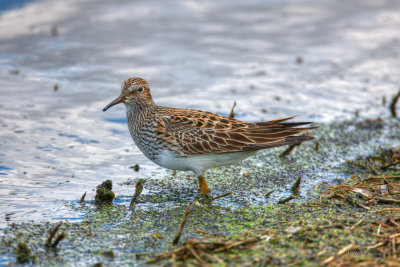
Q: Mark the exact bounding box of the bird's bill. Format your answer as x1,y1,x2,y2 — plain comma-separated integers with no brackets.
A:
103,95,125,111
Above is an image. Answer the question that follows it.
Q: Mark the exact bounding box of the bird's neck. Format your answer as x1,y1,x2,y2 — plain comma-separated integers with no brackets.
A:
125,103,157,122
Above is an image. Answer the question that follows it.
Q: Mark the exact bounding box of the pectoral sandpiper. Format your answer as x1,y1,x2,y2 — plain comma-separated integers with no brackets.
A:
103,78,316,195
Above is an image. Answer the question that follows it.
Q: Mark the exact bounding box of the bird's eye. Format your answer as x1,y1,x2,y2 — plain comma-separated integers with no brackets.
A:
137,86,144,93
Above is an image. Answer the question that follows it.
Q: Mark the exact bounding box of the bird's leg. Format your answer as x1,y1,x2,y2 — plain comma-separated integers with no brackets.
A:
198,175,211,195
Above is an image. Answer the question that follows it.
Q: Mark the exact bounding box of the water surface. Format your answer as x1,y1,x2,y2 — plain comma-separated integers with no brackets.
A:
1,0,400,228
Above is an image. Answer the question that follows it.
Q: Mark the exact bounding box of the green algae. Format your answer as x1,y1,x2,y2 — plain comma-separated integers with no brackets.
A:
16,242,36,264
95,180,115,205
1,118,400,265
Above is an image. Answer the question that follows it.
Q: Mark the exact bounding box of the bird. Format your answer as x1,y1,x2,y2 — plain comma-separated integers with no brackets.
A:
103,78,316,195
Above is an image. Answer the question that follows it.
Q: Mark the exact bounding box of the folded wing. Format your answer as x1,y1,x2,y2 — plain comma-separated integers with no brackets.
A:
156,108,316,156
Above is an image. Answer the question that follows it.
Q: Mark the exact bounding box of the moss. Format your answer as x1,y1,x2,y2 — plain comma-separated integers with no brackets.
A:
95,180,115,205
16,242,36,264
130,164,140,172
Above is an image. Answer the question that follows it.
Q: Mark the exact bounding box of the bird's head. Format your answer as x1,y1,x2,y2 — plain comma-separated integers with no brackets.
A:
103,77,153,111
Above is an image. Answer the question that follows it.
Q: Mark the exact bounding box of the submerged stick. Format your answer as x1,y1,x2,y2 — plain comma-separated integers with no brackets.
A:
277,195,296,204
265,190,274,199
80,192,86,204
291,177,302,196
280,134,309,158
51,232,66,248
173,205,192,245
46,222,62,246
279,143,300,157
278,177,302,204
46,222,66,249
390,89,400,118
211,192,232,202
130,179,145,208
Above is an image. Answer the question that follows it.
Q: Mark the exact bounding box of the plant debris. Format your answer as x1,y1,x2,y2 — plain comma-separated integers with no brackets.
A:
130,179,145,208
130,164,140,172
347,147,400,175
210,192,232,202
16,242,36,264
45,222,66,249
9,69,20,75
80,192,86,203
322,174,400,210
390,89,400,118
173,205,192,245
279,134,310,158
277,177,302,204
148,236,260,264
95,180,115,205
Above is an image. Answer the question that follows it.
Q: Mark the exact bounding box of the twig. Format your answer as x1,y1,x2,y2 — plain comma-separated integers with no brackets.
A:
46,222,62,246
322,244,357,265
228,101,237,119
389,233,400,239
376,197,400,204
392,237,396,255
381,161,400,170
377,224,381,235
51,232,66,248
46,222,66,249
315,141,320,151
80,192,86,204
291,177,302,196
130,179,145,208
376,208,400,213
367,241,387,250
332,193,370,210
173,205,192,245
188,246,204,264
372,221,391,228
212,237,260,252
365,175,400,181
277,195,296,204
350,219,364,230
210,192,232,202
356,202,370,211
265,190,274,199
277,178,302,204
337,244,357,256
147,236,260,264
322,255,335,265
280,143,300,158
390,89,400,118
171,253,177,267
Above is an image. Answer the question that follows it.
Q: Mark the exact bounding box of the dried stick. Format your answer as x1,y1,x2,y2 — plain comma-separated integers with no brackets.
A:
173,205,192,245
46,222,62,246
390,89,400,118
211,192,232,202
130,179,145,208
51,232,66,248
80,192,86,203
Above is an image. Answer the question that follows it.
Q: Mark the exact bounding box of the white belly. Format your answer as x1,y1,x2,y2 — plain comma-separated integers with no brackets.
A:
158,150,256,176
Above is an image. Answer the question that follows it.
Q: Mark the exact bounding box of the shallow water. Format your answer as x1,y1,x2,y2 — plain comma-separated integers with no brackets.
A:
1,0,400,228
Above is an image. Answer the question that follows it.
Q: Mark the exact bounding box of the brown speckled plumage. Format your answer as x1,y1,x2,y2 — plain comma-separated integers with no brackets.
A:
103,77,317,195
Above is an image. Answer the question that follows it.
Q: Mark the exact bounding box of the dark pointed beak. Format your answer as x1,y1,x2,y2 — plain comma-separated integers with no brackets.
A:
103,95,126,112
